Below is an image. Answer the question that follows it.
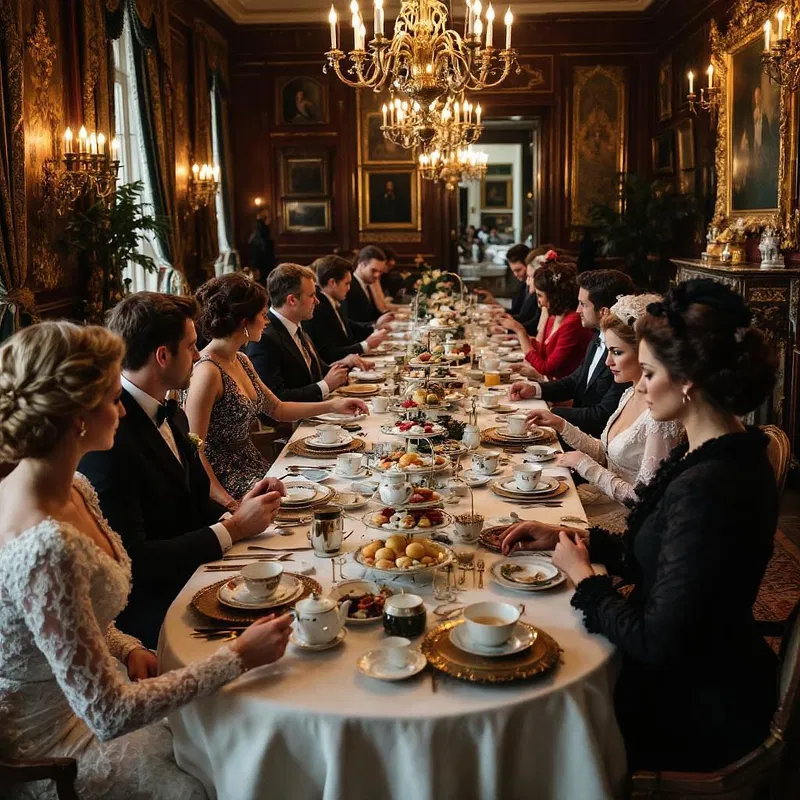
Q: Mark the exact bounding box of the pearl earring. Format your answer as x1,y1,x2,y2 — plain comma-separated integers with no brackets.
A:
682,390,691,404
80,420,87,437
244,325,250,340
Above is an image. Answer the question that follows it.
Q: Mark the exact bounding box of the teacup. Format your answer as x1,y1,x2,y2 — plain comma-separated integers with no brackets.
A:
454,513,484,543
464,601,522,647
513,463,543,492
371,396,390,413
241,562,283,600
379,482,413,505
383,636,412,668
479,391,499,409
506,414,528,436
472,452,500,476
482,357,500,372
445,480,469,497
337,453,363,476
317,424,343,444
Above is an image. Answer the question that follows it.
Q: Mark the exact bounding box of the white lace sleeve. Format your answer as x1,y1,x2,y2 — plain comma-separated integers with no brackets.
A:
637,416,686,488
572,454,637,504
560,419,608,466
105,623,146,664
7,525,244,743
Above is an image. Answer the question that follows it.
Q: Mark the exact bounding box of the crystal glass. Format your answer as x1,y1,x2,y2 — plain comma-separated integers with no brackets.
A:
432,565,455,601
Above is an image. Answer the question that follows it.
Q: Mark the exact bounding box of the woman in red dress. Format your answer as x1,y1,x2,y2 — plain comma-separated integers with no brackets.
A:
502,253,593,380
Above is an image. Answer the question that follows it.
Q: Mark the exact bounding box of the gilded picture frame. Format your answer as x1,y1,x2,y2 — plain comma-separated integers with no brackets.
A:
359,167,421,231
357,90,414,165
276,76,329,126
658,54,673,121
711,0,798,247
281,153,329,197
569,65,627,228
282,200,331,233
482,177,513,209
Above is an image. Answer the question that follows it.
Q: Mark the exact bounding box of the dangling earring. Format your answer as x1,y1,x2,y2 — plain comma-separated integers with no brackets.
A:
79,420,87,438
244,325,250,340
682,390,691,405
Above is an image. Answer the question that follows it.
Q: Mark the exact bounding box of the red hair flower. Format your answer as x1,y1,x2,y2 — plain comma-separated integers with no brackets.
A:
544,249,558,263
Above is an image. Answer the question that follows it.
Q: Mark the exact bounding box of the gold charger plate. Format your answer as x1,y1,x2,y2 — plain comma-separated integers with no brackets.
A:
421,619,561,683
490,479,568,501
280,483,338,511
289,436,366,459
192,573,322,624
481,426,550,445
338,384,380,397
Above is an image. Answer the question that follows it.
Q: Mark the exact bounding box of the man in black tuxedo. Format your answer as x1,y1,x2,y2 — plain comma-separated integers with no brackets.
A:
345,245,391,324
79,293,284,648
248,263,368,402
478,244,540,334
509,269,635,437
304,254,393,362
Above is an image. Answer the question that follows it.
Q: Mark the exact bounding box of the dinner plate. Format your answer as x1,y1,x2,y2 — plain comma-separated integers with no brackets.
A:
496,476,561,496
357,649,428,681
489,558,565,592
280,484,318,505
449,622,536,657
305,433,355,449
217,574,304,609
500,352,524,363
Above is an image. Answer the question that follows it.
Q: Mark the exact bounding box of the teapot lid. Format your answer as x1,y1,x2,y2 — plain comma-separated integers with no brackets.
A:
296,592,336,613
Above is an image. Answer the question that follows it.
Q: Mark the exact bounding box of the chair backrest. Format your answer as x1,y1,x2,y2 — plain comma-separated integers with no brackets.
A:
772,598,800,740
761,424,791,495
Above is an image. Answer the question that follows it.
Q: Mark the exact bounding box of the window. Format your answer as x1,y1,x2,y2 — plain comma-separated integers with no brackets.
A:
113,19,175,293
210,77,237,276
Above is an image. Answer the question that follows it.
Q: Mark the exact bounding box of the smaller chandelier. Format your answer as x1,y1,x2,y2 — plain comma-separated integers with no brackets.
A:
381,92,483,154
686,66,720,117
762,7,800,91
419,146,488,190
187,163,220,213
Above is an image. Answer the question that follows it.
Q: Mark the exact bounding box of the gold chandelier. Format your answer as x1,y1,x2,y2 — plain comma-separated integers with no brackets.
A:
762,6,800,91
419,146,488,190
381,91,483,153
325,0,518,108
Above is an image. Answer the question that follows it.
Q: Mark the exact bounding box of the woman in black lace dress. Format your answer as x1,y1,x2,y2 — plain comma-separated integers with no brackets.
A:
500,279,779,772
186,274,368,508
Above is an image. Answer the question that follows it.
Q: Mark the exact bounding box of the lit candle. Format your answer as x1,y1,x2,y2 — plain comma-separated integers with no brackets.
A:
64,127,73,155
474,17,483,42
359,22,366,48
707,63,714,88
78,125,87,154
504,7,513,49
192,163,200,179
97,132,106,155
454,101,460,122
778,7,785,39
466,0,473,35
486,3,494,47
329,5,337,48
111,137,120,160
476,103,482,125
765,20,772,50
89,132,97,155
382,103,388,126
350,0,360,48
374,0,384,36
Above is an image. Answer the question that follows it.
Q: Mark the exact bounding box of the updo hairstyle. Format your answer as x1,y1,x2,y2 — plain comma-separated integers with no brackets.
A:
600,311,638,349
195,273,267,340
0,322,124,463
599,293,663,349
532,259,580,316
638,279,777,415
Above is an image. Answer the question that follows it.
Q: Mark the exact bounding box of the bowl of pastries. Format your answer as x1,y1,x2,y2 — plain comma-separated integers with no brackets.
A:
362,507,451,532
355,534,455,575
373,450,450,473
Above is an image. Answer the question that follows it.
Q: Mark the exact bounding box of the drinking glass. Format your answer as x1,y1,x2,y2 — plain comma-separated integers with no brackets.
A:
484,371,501,387
433,565,456,601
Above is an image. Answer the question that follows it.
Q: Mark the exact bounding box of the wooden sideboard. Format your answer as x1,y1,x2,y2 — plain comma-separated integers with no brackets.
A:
671,259,800,454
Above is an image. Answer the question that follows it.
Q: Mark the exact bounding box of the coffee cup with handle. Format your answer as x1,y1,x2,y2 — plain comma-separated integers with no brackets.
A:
479,391,499,409
337,453,363,476
241,562,283,600
513,463,543,492
506,414,528,436
317,424,343,444
472,452,500,476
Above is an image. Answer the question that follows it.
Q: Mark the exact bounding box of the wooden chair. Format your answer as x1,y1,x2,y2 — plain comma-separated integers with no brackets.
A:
629,599,800,799
0,756,79,799
762,424,791,496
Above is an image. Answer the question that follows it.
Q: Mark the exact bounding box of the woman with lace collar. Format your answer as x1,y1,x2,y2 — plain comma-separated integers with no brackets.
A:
500,279,779,772
523,294,685,527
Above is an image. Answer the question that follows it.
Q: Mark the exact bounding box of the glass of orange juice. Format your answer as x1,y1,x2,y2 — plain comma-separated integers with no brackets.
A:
484,371,501,387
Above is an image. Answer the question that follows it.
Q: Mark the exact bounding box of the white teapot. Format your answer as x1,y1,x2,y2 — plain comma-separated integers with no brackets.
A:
292,593,350,646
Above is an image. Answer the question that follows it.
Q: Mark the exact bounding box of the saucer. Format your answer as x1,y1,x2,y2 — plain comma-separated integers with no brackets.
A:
523,446,559,463
461,471,492,487
306,433,355,449
336,492,370,510
497,476,560,495
491,405,516,415
285,467,332,482
468,464,503,477
217,574,304,610
289,627,347,651
333,466,368,480
357,649,428,681
449,621,536,657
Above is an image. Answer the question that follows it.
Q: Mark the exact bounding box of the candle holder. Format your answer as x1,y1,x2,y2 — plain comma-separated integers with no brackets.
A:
43,149,122,216
687,85,721,118
186,172,221,213
762,35,800,90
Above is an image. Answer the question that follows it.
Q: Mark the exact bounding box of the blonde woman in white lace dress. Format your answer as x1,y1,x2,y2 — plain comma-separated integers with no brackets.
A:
0,322,293,800
525,295,684,528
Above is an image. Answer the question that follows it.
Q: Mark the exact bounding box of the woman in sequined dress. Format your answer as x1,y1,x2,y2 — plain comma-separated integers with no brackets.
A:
186,274,367,508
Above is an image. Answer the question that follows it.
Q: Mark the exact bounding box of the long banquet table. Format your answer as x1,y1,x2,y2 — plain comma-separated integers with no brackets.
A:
158,365,626,800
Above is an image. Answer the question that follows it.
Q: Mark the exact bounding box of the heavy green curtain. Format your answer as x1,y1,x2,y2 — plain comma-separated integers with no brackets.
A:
212,69,234,251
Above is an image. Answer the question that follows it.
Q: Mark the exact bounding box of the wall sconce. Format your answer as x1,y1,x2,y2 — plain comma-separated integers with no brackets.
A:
43,125,122,216
762,7,800,91
187,162,220,212
686,66,721,118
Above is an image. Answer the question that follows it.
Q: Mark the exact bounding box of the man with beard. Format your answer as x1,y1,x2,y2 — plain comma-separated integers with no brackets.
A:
80,293,284,647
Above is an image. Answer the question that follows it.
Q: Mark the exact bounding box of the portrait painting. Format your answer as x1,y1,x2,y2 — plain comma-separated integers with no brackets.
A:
365,113,414,163
278,77,328,126
361,168,419,230
652,131,675,174
482,179,512,209
570,65,627,226
730,36,779,212
283,200,331,233
480,213,513,233
283,155,328,197
676,118,695,172
658,55,673,121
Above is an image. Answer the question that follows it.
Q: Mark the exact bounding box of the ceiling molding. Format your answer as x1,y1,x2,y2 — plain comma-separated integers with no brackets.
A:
209,0,656,25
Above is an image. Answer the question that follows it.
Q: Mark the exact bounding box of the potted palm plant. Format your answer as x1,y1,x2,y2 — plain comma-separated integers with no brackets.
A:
63,181,170,322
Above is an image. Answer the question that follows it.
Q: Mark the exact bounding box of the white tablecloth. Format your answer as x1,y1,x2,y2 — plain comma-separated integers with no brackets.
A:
159,370,626,800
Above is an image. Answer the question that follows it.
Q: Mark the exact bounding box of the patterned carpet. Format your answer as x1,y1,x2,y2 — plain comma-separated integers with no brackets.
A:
754,529,800,651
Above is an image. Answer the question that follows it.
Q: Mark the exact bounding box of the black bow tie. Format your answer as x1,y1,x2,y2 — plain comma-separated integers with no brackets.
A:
156,398,179,426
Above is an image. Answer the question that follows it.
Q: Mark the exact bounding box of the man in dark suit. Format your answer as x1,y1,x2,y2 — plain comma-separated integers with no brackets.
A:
345,245,392,324
479,244,540,334
509,269,635,437
248,263,367,402
79,293,283,648
304,254,393,362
